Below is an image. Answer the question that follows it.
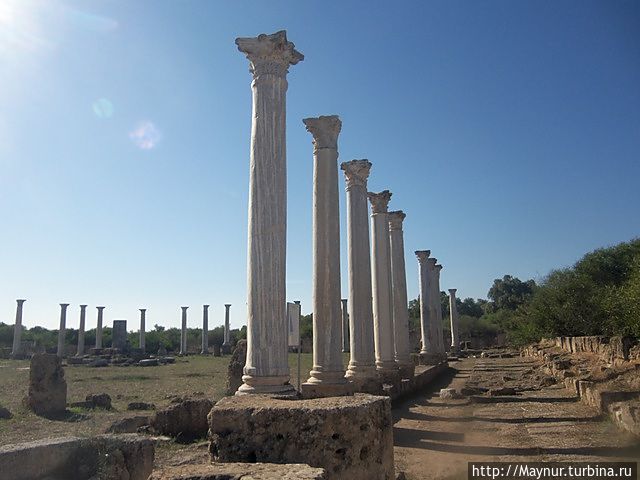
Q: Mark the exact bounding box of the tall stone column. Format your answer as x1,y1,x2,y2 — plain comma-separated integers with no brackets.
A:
57,303,69,358
223,304,231,349
76,305,87,356
448,289,460,354
139,309,146,353
341,299,350,353
368,190,400,383
201,305,209,354
235,30,303,396
388,211,414,379
180,306,188,355
95,306,105,349
432,264,445,356
11,299,26,358
341,160,378,391
301,115,349,397
415,251,432,355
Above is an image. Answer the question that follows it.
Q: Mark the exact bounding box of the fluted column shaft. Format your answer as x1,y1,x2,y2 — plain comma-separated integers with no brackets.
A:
415,251,432,354
77,305,87,356
139,309,146,353
431,264,445,355
57,303,69,358
449,289,460,354
236,31,302,395
341,299,349,353
302,115,347,394
96,306,105,349
389,211,414,378
202,305,210,354
11,299,26,357
369,190,399,382
341,160,378,388
180,307,188,355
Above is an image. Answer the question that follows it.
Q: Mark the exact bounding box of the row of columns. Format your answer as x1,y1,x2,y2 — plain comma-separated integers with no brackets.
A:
8,302,233,358
233,30,463,397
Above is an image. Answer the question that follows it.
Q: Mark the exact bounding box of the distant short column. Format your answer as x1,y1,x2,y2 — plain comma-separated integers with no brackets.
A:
180,307,188,355
139,309,146,353
77,305,87,356
57,303,69,358
223,304,231,348
448,289,460,354
368,190,400,383
95,306,105,349
202,305,210,354
11,299,26,358
415,251,432,355
341,299,350,353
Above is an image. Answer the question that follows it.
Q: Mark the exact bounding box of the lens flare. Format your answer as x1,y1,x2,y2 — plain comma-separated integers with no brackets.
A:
129,121,161,150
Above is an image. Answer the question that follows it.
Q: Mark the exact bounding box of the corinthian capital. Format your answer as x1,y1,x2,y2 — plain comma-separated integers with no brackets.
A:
415,250,431,264
448,289,457,295
236,30,304,78
367,190,392,214
388,210,406,231
341,159,371,189
303,115,341,150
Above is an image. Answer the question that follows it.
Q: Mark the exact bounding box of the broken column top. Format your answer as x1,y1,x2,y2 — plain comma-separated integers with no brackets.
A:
388,210,406,230
303,115,342,150
367,190,392,213
449,288,457,294
236,30,304,77
415,250,431,263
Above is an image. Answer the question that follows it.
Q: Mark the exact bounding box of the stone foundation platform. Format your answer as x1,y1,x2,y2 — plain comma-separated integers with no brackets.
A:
208,394,394,480
150,463,326,479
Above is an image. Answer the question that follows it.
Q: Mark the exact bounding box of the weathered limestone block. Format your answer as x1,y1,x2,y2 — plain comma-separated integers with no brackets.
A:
609,400,640,437
149,463,327,480
225,339,247,396
0,434,154,480
25,353,67,416
208,394,394,480
153,397,214,440
107,415,153,434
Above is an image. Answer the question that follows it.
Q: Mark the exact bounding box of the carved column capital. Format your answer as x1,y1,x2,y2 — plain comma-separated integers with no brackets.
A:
367,190,392,214
415,250,431,264
303,115,341,151
448,288,457,296
341,159,371,190
388,210,406,231
236,30,304,79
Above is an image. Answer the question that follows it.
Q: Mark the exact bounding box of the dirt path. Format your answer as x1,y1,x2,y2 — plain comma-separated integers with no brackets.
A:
393,357,640,480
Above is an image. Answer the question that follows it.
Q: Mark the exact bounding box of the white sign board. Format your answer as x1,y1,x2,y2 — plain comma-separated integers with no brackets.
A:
287,302,301,347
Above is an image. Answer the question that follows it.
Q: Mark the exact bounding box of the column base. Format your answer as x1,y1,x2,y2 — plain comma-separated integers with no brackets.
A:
345,364,383,394
236,374,298,398
301,381,354,399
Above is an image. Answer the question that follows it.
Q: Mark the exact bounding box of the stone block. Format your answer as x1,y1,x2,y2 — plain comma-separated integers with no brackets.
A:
0,434,154,480
149,463,326,480
153,397,214,440
208,394,394,480
25,353,67,417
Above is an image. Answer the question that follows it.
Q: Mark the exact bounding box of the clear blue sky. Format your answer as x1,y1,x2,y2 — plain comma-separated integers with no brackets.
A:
1,1,638,331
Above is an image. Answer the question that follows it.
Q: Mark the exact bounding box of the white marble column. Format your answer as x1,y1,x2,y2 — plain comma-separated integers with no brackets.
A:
95,306,105,349
301,115,349,397
11,299,26,357
388,211,414,379
341,160,379,391
57,303,69,358
415,251,432,355
341,299,350,353
139,309,146,353
369,190,400,383
180,306,188,355
223,304,231,348
432,264,445,356
448,289,460,354
76,305,87,356
235,31,302,396
202,305,209,354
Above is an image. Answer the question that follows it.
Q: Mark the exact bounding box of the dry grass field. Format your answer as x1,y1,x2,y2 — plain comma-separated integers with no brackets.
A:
0,352,326,447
